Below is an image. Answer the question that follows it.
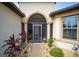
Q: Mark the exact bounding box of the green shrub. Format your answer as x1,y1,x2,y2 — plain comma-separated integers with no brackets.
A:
48,37,54,47
49,48,64,57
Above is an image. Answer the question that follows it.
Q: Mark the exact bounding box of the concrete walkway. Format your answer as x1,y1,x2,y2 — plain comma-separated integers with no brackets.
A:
28,43,44,57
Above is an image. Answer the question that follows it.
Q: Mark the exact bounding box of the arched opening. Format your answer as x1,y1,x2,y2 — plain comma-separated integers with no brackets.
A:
27,13,47,43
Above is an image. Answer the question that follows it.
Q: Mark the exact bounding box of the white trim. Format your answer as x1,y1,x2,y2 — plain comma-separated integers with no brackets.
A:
63,28,77,29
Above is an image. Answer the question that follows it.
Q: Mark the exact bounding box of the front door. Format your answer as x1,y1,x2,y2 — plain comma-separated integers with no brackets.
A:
32,24,42,42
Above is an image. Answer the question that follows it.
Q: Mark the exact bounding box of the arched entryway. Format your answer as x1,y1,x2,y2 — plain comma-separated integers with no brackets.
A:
27,13,47,43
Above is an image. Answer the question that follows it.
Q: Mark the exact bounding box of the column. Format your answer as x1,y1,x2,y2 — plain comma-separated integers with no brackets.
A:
47,23,50,40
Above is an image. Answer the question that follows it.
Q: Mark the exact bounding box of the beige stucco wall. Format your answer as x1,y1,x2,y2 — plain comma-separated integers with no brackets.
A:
0,3,21,56
19,2,55,39
52,9,79,50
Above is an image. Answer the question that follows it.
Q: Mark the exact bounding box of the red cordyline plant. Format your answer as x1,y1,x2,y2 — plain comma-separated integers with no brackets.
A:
19,31,29,44
19,22,28,44
1,34,21,57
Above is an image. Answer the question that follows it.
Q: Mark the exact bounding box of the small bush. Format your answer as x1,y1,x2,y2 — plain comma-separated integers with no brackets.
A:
48,37,54,47
49,48,64,57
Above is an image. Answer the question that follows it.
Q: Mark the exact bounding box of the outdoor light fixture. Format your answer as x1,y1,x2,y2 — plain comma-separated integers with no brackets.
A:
72,44,79,56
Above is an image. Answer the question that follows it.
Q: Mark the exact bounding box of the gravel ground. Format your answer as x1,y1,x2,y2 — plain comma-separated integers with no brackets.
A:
27,43,79,57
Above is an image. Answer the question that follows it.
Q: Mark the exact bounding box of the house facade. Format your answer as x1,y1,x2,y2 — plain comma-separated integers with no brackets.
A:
0,2,25,56
0,2,55,56
50,3,79,51
0,2,79,56
19,2,55,42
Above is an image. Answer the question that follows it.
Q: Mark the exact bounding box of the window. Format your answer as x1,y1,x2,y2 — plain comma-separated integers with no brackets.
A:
42,23,47,39
63,15,77,40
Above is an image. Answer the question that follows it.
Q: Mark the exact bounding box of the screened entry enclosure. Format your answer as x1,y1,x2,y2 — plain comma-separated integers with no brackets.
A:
27,14,47,43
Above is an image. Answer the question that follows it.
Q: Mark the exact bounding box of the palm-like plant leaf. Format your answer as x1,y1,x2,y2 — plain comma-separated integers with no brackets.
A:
8,50,14,57
9,53,15,57
4,46,12,55
19,32,28,44
1,44,8,48
6,48,13,54
1,34,21,57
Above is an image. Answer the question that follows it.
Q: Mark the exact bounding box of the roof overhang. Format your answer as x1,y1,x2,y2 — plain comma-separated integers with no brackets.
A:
50,3,79,17
3,2,25,17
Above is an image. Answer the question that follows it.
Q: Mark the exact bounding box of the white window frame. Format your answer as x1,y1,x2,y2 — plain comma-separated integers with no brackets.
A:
63,15,78,40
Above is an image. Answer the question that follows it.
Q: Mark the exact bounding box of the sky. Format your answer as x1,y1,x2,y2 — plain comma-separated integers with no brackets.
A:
55,2,79,10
